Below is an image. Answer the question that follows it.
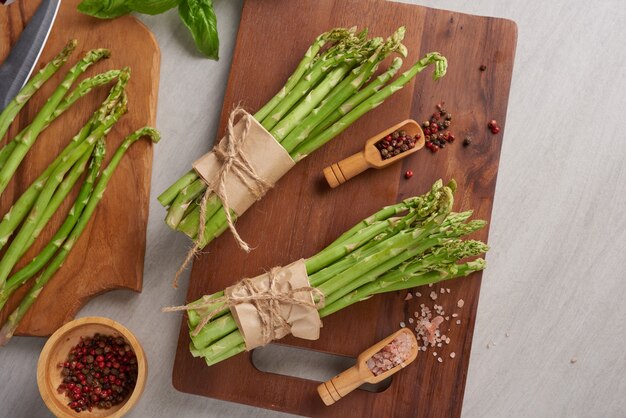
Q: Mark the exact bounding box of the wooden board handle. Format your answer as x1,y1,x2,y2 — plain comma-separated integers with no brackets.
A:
323,152,370,188
317,366,367,406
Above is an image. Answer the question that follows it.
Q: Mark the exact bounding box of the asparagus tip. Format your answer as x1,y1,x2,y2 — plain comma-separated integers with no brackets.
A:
133,127,161,144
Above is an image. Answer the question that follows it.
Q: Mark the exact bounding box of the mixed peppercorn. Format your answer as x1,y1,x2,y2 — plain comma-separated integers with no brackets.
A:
423,102,456,153
57,333,138,413
488,119,500,134
375,129,419,160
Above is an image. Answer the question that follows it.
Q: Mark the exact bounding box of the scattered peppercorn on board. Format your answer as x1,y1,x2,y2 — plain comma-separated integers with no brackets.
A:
172,0,516,416
0,0,159,336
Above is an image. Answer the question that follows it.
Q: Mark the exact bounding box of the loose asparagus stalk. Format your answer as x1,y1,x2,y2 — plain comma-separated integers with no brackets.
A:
0,128,160,345
0,140,105,312
22,143,95,257
0,48,110,195
0,100,127,288
0,40,77,141
291,52,448,160
0,70,121,170
0,71,129,249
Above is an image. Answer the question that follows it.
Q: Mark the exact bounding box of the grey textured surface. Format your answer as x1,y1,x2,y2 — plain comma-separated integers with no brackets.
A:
1,0,625,417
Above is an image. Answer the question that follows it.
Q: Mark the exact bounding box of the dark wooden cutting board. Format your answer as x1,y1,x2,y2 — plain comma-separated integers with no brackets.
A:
0,0,159,336
172,0,516,416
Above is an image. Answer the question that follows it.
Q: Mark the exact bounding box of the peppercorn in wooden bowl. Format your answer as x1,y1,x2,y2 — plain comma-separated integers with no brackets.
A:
37,317,147,418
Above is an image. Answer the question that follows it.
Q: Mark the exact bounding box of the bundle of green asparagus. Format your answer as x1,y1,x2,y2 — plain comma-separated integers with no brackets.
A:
166,180,488,367
0,41,160,345
158,27,448,253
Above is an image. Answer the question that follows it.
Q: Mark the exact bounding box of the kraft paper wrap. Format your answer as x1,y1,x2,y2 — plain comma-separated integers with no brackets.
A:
225,259,322,350
192,112,295,216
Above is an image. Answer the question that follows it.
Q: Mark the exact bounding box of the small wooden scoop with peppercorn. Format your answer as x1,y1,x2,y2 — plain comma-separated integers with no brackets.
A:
323,120,425,188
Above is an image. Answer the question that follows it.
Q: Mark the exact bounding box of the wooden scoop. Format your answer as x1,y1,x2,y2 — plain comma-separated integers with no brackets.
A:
317,328,418,406
323,120,425,188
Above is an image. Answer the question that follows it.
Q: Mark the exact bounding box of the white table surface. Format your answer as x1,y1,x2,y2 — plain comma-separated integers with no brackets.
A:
1,0,625,417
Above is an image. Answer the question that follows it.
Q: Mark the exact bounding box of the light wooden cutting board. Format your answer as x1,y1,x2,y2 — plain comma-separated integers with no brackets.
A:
0,0,160,336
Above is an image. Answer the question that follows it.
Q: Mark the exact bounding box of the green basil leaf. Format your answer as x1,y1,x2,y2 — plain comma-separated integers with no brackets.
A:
178,0,220,60
127,0,179,15
77,0,131,19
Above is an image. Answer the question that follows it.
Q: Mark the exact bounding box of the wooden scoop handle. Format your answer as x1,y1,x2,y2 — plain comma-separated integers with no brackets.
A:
317,365,368,406
323,151,371,188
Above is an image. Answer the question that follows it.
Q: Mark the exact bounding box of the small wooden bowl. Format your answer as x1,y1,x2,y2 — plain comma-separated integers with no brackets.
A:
37,317,147,418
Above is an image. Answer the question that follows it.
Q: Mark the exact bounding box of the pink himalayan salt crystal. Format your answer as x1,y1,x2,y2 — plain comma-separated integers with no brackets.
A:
367,333,415,376
421,316,444,345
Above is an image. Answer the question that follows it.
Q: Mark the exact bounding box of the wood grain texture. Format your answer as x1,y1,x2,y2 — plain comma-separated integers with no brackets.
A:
172,0,516,416
0,0,160,336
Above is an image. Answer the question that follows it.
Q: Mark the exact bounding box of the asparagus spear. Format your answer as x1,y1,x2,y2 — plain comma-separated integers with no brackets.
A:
280,28,407,152
0,100,127,288
259,42,367,131
178,193,228,236
0,40,77,142
23,143,95,256
0,140,106,312
319,260,487,317
0,48,111,195
165,178,211,229
254,28,356,122
0,128,160,345
321,220,486,305
0,70,121,170
291,52,448,160
157,170,198,207
307,57,403,139
0,71,129,249
270,63,358,142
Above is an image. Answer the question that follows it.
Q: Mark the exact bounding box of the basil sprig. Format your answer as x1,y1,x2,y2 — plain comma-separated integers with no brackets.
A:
77,0,220,60
178,0,219,60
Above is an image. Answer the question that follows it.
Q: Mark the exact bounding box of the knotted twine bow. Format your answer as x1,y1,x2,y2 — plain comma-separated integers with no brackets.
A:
173,107,275,288
164,266,325,349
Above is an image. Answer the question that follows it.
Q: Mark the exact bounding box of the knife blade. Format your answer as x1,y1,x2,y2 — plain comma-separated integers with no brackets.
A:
0,0,61,110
